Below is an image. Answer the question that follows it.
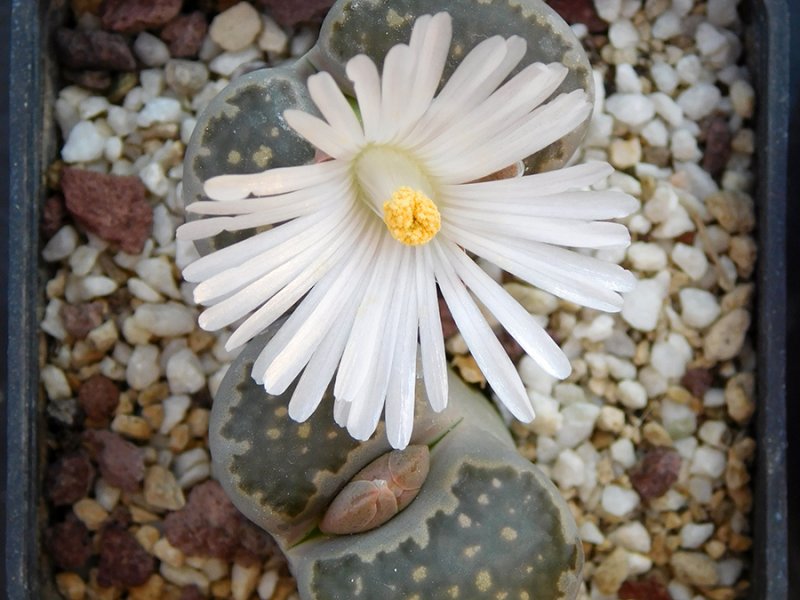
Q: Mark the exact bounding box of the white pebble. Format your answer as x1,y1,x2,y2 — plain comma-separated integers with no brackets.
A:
127,344,161,390
133,32,170,67
696,22,729,58
627,552,653,576
688,476,713,503
594,0,622,22
41,364,72,400
160,395,192,435
680,522,715,549
137,97,182,127
641,118,668,147
140,161,169,197
608,20,639,49
95,478,121,512
677,84,722,121
672,243,709,280
650,92,684,127
61,121,106,163
177,461,211,489
698,420,728,447
290,27,317,56
140,69,165,98
639,366,668,398
528,392,563,436
652,10,681,39
690,445,727,478
621,272,669,331
42,225,79,262
676,54,704,85
135,257,181,299
65,275,118,303
128,278,164,302
68,245,100,277
133,302,196,337
717,558,744,586
167,349,206,394
556,403,601,449
41,299,67,341
730,79,755,119
627,242,667,271
258,14,288,54
552,449,586,489
579,521,605,544
661,398,697,438
651,333,693,380
668,581,694,600
518,354,557,395
257,570,279,600
601,485,640,517
611,521,651,553
650,61,679,94
79,96,110,120
708,0,739,26
610,438,636,468
704,388,726,407
605,93,655,127
107,106,138,136
679,288,721,328
573,314,615,342
671,129,702,162
209,46,262,77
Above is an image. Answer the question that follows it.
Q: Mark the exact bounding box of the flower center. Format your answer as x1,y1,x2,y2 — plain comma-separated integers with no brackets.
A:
353,146,440,246
382,187,441,246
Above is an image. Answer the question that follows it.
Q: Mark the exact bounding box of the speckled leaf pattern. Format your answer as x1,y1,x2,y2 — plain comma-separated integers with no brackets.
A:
183,66,319,255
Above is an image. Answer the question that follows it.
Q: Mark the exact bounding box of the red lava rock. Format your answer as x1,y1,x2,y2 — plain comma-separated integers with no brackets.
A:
438,296,458,339
675,231,696,245
79,374,121,424
257,0,335,26
100,0,183,33
160,12,208,58
46,514,93,570
60,301,106,340
42,195,68,239
61,167,152,254
85,430,146,492
180,586,206,600
701,115,732,178
55,28,136,71
164,481,274,562
629,447,682,500
619,578,671,600
97,525,155,588
681,368,714,398
46,451,95,506
546,0,608,33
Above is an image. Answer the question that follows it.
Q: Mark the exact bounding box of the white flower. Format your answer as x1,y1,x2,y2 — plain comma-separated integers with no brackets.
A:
177,12,637,449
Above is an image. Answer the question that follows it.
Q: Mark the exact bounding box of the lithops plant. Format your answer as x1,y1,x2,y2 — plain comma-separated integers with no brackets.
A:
211,323,583,599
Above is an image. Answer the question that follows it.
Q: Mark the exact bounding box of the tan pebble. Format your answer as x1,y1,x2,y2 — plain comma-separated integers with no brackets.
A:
141,404,164,430
187,408,210,438
211,579,232,598
728,235,757,278
452,354,486,386
272,579,298,600
597,406,625,433
56,572,86,600
153,537,185,568
705,539,727,560
670,551,719,586
730,437,756,462
115,391,135,416
71,341,106,368
609,137,642,169
194,557,229,582
650,533,670,565
209,2,262,52
137,382,169,407
591,430,615,450
160,563,209,593
188,329,216,353
128,574,165,600
231,562,261,600
703,309,750,363
706,588,736,600
706,191,755,234
130,504,160,524
724,372,755,424
73,498,108,530
47,270,67,299
633,340,650,366
725,457,750,491
665,386,694,405
87,320,119,353
664,512,683,530
592,547,630,595
111,414,152,440
642,422,673,446
169,423,190,452
144,465,186,510
729,532,752,552
731,486,754,514
135,524,160,552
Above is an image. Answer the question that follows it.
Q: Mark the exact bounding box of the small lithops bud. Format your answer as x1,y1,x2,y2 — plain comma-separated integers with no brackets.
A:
320,445,430,534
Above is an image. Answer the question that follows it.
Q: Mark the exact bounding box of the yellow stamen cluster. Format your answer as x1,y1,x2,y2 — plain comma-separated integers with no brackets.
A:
382,187,441,246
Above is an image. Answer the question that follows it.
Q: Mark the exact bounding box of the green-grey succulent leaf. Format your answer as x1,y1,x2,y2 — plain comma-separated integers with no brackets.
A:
310,0,594,172
183,66,319,256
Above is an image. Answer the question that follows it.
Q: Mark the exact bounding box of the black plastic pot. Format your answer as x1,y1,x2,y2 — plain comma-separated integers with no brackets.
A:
5,0,790,597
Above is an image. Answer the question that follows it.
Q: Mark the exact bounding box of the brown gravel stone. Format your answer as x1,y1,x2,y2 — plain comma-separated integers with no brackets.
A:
79,374,120,424
180,586,206,600
47,451,95,506
164,481,274,564
55,28,136,71
706,191,755,234
61,168,152,254
701,115,732,178
97,525,156,588
681,368,713,398
60,301,106,340
85,430,146,492
725,372,755,424
629,447,681,500
160,12,208,58
42,195,68,239
257,0,335,26
497,329,525,363
100,0,183,33
46,514,93,570
63,69,113,92
546,0,607,32
618,578,671,600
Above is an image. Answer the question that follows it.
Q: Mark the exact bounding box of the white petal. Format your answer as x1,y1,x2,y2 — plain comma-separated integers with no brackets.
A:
416,245,448,412
203,160,347,201
377,43,414,142
432,240,534,421
444,210,631,248
307,71,365,144
346,55,382,140
284,109,360,159
444,161,614,198
444,225,626,312
441,241,570,378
